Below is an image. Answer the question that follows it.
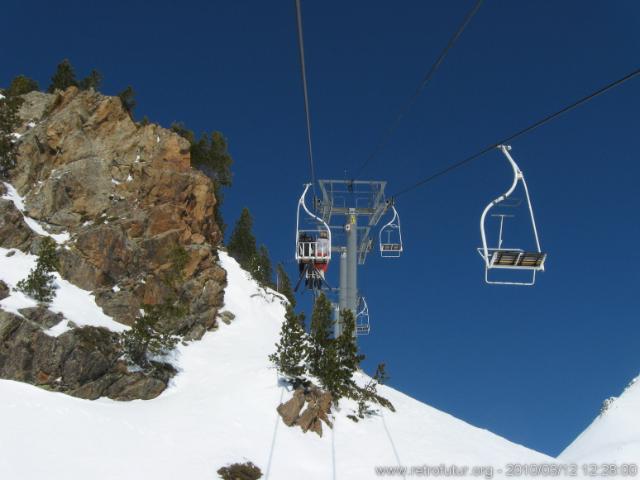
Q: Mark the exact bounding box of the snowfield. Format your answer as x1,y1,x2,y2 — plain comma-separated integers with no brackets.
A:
0,252,552,479
559,376,640,464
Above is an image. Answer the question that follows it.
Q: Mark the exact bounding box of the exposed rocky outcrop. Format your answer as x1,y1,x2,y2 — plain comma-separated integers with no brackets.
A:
277,385,333,437
0,198,35,251
0,310,173,400
8,87,226,335
0,87,228,399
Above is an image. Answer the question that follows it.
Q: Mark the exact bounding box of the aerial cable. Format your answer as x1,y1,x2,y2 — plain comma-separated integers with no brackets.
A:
352,0,484,181
294,0,317,198
391,66,640,199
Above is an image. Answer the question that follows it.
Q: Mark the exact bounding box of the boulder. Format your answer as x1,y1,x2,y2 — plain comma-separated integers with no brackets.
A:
0,280,8,300
277,384,333,437
277,388,306,426
219,310,236,325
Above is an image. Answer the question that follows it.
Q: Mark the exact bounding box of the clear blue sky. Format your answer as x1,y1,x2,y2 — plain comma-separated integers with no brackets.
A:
2,0,639,457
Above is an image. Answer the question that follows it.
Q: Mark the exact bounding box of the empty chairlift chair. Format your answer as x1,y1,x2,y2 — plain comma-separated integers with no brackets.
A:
379,204,403,258
477,145,547,286
356,297,370,335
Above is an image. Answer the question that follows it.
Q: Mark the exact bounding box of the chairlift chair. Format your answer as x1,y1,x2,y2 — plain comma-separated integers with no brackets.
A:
356,296,370,335
295,183,332,292
379,203,403,258
296,183,332,263
477,145,547,286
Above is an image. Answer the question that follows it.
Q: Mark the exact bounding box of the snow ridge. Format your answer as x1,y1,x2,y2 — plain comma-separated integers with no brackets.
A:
559,375,640,463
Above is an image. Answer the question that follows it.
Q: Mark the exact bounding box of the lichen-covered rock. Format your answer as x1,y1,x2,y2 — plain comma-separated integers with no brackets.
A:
0,280,9,300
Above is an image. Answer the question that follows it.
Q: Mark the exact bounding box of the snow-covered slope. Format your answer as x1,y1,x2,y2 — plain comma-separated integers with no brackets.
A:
559,376,640,463
0,247,127,335
0,252,550,479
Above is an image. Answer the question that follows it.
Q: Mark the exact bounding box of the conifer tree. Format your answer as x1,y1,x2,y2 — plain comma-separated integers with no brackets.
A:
268,305,307,379
250,245,273,287
314,309,364,399
275,263,296,307
117,86,136,117
7,75,39,97
79,69,102,91
308,293,334,379
355,362,395,419
16,237,59,304
47,59,78,93
170,124,234,235
0,92,23,177
227,208,257,270
333,309,364,396
121,302,182,368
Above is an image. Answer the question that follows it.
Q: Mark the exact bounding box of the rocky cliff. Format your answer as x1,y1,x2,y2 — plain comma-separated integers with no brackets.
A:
0,87,227,399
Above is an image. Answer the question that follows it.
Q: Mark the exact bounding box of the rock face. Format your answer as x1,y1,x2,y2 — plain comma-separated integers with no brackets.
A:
277,385,333,437
0,87,228,400
7,87,226,335
0,310,173,400
0,199,35,251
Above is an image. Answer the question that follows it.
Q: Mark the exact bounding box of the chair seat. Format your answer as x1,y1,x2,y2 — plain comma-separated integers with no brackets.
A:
490,250,546,269
356,325,370,335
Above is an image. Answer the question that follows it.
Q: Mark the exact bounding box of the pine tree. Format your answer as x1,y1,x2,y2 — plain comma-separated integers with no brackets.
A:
212,181,227,236
275,263,296,307
268,305,307,379
314,309,364,399
164,244,189,288
79,69,102,91
170,124,234,235
333,309,364,397
191,131,233,187
189,130,233,235
308,293,334,379
121,302,182,368
118,86,136,117
6,75,39,97
0,93,23,178
47,59,78,93
170,122,195,143
227,208,257,270
250,245,273,286
16,237,59,304
355,362,395,419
